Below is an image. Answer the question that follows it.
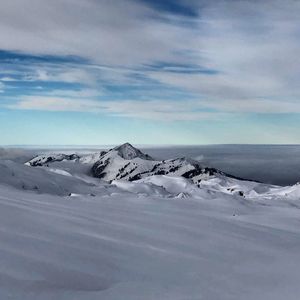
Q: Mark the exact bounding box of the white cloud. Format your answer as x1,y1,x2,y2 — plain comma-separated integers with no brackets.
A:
0,77,16,82
43,89,101,98
0,0,194,66
25,67,98,85
102,99,222,121
143,0,300,114
1,0,300,117
7,96,103,113
199,98,300,114
7,95,223,121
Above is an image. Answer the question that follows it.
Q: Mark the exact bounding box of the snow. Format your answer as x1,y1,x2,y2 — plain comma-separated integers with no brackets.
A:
137,175,199,195
0,160,113,197
1,145,300,299
48,168,72,177
1,182,300,300
112,179,170,197
114,142,153,160
25,153,80,166
79,152,107,165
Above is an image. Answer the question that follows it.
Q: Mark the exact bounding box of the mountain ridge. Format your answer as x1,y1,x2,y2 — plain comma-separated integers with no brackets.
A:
91,143,245,183
25,143,257,185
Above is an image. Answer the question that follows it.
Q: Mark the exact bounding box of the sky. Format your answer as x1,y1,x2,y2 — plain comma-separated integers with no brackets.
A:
0,0,300,145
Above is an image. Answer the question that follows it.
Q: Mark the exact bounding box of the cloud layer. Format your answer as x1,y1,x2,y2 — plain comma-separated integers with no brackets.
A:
0,0,299,144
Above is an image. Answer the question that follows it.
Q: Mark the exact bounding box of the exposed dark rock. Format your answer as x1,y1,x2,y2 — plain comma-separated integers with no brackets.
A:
92,158,110,178
129,174,141,181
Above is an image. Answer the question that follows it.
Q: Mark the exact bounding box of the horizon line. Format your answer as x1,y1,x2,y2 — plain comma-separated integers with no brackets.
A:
1,143,300,149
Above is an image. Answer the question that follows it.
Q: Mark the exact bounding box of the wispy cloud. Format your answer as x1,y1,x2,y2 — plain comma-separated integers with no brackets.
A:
0,76,16,82
25,68,97,85
1,0,300,144
8,96,103,113
7,95,222,121
0,0,194,65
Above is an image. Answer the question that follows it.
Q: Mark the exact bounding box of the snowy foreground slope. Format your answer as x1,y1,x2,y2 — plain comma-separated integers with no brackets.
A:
1,144,300,299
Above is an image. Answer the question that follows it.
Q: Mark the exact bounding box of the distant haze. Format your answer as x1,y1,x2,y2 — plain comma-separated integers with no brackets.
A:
143,145,300,186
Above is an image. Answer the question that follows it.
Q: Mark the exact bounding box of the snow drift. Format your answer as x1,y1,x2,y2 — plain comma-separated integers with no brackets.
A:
1,144,300,299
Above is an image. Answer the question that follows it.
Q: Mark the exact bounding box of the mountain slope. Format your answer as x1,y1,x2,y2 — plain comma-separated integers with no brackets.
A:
1,172,300,300
0,160,113,196
91,143,243,184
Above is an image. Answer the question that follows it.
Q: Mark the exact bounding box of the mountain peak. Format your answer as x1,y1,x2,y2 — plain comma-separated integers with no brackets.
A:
113,143,153,160
115,142,134,150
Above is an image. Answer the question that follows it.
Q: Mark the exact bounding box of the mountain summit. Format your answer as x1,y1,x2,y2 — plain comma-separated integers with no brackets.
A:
113,143,153,160
91,143,235,183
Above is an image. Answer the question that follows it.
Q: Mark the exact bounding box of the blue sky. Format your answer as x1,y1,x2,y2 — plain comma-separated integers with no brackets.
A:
0,0,300,145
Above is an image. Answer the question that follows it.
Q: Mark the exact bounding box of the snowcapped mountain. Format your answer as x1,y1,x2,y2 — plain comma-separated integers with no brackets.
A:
26,153,80,166
26,151,110,169
20,143,300,200
25,143,251,186
91,143,243,183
